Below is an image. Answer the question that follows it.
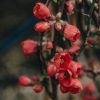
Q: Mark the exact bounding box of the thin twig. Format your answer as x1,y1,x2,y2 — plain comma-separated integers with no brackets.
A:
45,0,51,6
77,0,96,56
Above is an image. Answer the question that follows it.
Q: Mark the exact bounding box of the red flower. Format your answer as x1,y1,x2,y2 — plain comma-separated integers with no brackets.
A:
55,22,62,31
35,21,50,32
19,75,32,86
68,45,80,54
57,71,72,88
54,52,71,69
54,52,83,94
82,83,97,100
47,62,57,77
64,24,80,42
66,0,74,15
33,2,51,19
21,39,38,56
69,78,83,94
57,70,72,82
58,72,83,93
84,83,96,94
33,85,43,93
68,61,82,76
46,41,53,49
32,75,39,83
86,37,95,44
60,85,69,93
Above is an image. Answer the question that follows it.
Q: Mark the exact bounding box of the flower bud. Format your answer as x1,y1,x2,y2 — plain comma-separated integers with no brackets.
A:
46,41,53,49
33,2,51,19
64,24,80,42
82,83,97,100
35,21,50,32
69,78,83,94
66,0,74,15
32,75,39,83
47,62,57,77
19,75,32,86
84,83,96,93
21,39,38,56
86,37,95,44
33,85,43,93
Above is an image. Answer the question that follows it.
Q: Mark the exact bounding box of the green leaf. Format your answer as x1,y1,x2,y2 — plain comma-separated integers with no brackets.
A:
43,50,51,60
89,32,96,37
52,0,58,3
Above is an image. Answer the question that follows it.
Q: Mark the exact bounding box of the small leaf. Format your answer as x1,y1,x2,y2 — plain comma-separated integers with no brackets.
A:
52,0,58,3
43,50,51,60
89,32,96,37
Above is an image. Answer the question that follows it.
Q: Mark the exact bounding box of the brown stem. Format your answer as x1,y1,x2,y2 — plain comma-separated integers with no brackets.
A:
77,0,96,56
49,0,66,100
51,77,58,100
84,68,100,77
45,0,51,6
39,33,54,98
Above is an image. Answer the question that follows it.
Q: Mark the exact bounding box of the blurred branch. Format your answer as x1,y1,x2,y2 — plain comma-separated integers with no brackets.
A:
84,69,100,77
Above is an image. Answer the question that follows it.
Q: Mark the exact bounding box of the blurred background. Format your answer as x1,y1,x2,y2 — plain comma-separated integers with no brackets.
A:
0,0,100,100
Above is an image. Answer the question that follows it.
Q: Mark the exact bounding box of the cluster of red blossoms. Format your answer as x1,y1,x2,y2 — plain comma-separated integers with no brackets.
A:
47,52,83,93
33,2,79,42
19,0,83,94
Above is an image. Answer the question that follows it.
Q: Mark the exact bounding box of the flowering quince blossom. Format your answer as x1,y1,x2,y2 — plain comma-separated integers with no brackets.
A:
19,75,32,86
84,83,96,94
64,24,80,42
53,52,83,93
68,78,83,94
68,60,82,76
54,52,71,69
46,41,53,49
35,21,50,33
57,71,83,93
86,37,95,44
21,39,38,56
33,2,51,19
66,0,74,15
33,85,44,93
47,62,57,77
18,0,99,97
32,75,39,83
82,83,97,100
60,85,69,93
57,71,72,87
